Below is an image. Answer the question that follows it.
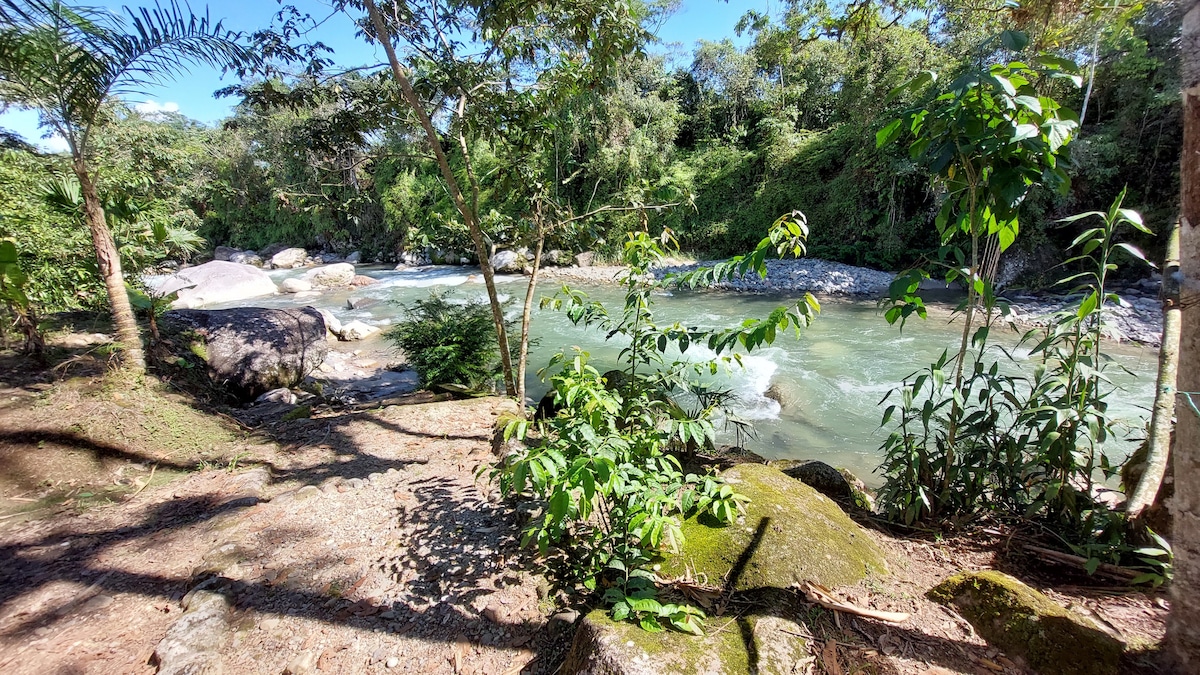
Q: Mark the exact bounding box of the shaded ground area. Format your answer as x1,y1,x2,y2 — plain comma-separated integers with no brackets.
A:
0,327,1170,675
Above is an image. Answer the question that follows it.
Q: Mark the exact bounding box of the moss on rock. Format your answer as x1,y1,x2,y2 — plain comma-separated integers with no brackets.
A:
929,570,1123,675
562,606,806,675
660,464,887,592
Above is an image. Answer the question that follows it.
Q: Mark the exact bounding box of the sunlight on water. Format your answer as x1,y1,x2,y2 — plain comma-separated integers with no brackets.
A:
211,265,1158,486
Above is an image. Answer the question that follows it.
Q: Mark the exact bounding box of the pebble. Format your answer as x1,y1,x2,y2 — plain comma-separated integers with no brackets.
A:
385,656,399,668
347,478,365,489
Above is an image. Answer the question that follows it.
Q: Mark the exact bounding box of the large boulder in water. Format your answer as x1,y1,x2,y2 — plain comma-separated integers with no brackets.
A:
270,247,309,269
659,463,887,592
490,250,524,273
162,307,328,400
154,261,277,309
302,262,355,288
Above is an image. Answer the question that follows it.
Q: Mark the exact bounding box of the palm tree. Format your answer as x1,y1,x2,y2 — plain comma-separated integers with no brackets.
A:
0,0,254,372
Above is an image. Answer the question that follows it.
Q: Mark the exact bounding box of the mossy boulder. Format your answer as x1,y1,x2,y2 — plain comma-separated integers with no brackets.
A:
929,570,1122,675
562,606,806,675
660,464,887,592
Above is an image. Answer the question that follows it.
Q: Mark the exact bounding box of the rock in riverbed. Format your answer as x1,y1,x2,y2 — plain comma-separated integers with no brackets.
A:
154,261,278,309
162,306,328,400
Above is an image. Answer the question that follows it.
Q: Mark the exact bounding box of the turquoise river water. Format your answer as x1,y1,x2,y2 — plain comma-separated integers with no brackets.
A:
217,265,1159,485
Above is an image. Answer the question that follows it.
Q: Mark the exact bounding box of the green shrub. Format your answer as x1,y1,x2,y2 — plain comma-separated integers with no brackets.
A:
385,291,511,391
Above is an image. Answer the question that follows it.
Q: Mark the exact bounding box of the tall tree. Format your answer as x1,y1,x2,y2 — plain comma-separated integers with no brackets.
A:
1167,0,1200,668
0,0,253,372
351,0,649,398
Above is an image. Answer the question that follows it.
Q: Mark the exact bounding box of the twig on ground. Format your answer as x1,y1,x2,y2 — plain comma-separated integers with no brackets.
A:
797,580,910,624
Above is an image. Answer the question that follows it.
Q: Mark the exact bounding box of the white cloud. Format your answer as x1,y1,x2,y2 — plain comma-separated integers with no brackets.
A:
40,134,70,153
134,100,181,117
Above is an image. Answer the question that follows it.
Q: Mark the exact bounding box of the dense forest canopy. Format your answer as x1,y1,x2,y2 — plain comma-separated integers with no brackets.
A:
0,0,1183,314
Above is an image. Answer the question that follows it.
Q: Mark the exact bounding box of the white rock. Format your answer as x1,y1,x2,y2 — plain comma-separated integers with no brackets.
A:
303,263,356,289
280,278,313,293
154,261,278,309
256,388,297,405
490,250,523,273
338,320,380,341
270,247,309,269
317,309,342,336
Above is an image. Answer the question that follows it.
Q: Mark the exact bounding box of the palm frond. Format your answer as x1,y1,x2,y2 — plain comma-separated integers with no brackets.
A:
0,0,258,154
104,1,258,100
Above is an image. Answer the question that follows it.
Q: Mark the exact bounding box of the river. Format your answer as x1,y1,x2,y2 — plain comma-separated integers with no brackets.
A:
213,264,1159,485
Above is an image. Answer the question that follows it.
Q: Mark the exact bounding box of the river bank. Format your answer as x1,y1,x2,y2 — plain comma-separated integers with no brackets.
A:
540,258,1166,347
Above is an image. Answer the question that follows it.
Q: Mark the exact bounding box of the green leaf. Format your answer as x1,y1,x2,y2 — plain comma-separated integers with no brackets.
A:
1000,30,1029,51
1013,95,1042,114
876,118,904,148
639,616,664,632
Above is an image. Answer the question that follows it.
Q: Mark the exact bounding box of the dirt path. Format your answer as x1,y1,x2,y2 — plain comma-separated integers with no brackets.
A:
0,396,573,675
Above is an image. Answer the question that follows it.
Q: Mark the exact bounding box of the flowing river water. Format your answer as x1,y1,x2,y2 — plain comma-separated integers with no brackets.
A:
213,265,1159,486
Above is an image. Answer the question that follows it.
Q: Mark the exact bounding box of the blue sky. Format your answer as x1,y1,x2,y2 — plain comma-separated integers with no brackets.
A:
1,0,768,151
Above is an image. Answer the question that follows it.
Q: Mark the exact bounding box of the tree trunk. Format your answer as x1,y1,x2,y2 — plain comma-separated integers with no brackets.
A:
1128,217,1181,517
516,220,546,410
363,0,516,397
73,158,145,373
1167,0,1200,669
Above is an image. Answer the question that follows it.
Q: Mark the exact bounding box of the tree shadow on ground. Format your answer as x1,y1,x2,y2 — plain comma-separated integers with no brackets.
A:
0,392,572,673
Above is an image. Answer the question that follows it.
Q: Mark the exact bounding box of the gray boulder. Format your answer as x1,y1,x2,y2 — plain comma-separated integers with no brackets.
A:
345,251,362,264
270,247,309,269
398,250,430,267
229,251,263,266
346,296,378,310
154,261,278,309
491,250,524,273
213,245,241,261
317,309,342,337
772,459,854,503
162,307,328,400
259,242,289,258
574,251,596,267
544,249,574,267
770,459,875,511
302,262,356,288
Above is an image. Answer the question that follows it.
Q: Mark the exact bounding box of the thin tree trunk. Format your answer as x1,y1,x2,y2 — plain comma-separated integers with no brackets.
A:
1128,218,1181,517
516,218,546,409
1167,0,1200,669
363,0,516,396
73,158,144,373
